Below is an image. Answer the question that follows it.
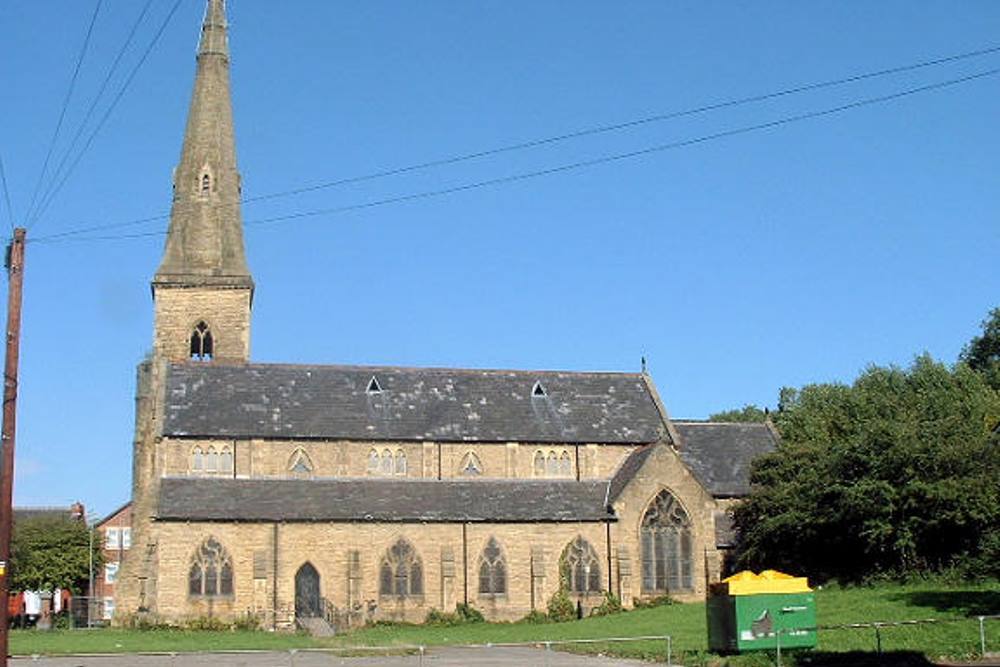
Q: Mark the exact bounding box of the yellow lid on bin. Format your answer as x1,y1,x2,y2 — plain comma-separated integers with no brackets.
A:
722,569,812,595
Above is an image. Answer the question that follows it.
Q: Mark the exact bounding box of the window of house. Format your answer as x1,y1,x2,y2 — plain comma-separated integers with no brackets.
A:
289,449,313,475
189,537,234,597
394,450,407,475
105,527,120,550
562,536,602,594
478,537,506,596
640,490,693,593
121,527,132,550
379,539,423,598
219,446,233,474
190,321,213,361
460,452,482,476
103,597,115,620
533,451,545,477
105,562,119,584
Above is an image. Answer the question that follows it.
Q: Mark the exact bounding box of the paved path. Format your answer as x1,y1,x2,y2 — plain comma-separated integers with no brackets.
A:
12,646,657,666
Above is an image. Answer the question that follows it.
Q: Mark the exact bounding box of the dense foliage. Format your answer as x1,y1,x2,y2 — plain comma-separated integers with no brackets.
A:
708,404,769,423
733,354,1000,582
12,516,100,592
960,307,1000,391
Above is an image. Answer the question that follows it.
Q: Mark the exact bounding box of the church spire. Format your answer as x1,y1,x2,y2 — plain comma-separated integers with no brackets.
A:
154,0,252,289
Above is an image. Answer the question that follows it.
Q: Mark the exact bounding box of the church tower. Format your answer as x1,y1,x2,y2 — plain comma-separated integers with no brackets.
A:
152,0,252,363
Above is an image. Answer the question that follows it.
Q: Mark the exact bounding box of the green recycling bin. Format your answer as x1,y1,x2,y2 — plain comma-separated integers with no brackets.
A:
708,570,817,653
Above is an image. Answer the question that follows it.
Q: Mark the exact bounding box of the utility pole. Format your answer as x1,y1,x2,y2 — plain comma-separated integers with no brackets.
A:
0,228,27,666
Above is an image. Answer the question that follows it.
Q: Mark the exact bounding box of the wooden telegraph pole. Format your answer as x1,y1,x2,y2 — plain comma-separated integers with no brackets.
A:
0,228,26,665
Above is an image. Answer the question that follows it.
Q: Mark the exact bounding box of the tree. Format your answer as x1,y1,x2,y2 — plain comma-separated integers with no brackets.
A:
960,307,1000,391
12,515,100,592
709,404,769,423
733,355,1000,582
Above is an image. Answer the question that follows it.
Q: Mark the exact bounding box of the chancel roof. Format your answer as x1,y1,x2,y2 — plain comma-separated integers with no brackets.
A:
162,363,664,443
157,477,613,523
673,421,779,497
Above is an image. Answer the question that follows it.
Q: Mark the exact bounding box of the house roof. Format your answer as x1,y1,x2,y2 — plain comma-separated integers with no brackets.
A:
157,477,614,523
162,362,664,444
674,421,779,497
607,444,656,502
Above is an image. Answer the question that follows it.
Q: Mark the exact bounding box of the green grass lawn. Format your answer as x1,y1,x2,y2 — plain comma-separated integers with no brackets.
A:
11,580,999,665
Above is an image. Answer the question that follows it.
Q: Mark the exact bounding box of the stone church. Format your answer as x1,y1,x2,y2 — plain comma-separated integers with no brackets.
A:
115,0,777,628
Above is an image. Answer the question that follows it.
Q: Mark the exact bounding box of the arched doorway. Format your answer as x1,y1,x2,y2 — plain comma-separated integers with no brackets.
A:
295,562,321,618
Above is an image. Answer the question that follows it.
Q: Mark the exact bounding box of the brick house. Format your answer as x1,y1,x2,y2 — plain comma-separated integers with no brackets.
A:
92,502,132,621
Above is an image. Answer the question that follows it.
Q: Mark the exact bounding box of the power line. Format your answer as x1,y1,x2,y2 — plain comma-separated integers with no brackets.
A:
31,0,156,229
28,0,184,231
32,67,1000,245
30,43,1000,243
0,154,15,234
23,0,103,225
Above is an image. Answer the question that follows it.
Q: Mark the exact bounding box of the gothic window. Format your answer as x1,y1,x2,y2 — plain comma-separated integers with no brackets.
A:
366,375,382,394
190,321,213,361
533,451,545,477
394,450,407,475
640,490,694,593
559,450,572,476
380,449,392,475
368,449,379,475
188,537,233,597
478,537,507,596
532,381,547,397
562,536,602,594
379,538,423,597
201,173,211,193
289,448,313,475
460,452,483,476
546,451,558,476
192,446,204,472
205,446,219,473
219,445,233,473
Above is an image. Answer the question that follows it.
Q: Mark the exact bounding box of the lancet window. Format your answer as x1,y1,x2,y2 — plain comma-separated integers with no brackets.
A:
460,452,483,476
561,536,602,594
478,537,507,596
191,444,233,474
188,537,233,597
379,539,423,597
640,490,693,593
367,449,407,476
533,449,573,477
190,321,214,361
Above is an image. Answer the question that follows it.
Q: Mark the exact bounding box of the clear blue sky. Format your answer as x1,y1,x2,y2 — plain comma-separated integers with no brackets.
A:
2,1,998,517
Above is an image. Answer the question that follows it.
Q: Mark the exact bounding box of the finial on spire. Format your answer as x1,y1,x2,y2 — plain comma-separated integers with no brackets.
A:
199,0,229,60
641,355,647,374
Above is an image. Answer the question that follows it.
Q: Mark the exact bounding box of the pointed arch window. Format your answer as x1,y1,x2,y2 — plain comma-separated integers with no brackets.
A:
219,445,233,474
201,173,211,194
460,452,483,476
478,537,507,596
546,451,559,476
205,447,219,473
640,490,694,593
289,448,314,475
379,449,393,475
190,321,214,361
394,450,407,475
533,451,545,477
379,538,423,597
192,446,204,472
367,449,380,475
562,536,602,594
188,537,233,597
559,451,572,476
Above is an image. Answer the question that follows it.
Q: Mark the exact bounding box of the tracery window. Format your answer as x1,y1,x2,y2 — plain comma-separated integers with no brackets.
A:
367,449,407,476
478,537,506,595
379,539,423,597
460,452,482,476
562,536,602,594
192,445,233,474
188,537,233,597
190,321,213,361
288,448,313,475
533,449,572,477
640,490,693,593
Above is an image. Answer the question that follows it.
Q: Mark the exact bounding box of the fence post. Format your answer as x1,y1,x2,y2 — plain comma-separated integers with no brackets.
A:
419,644,425,667
979,616,986,657
666,635,672,667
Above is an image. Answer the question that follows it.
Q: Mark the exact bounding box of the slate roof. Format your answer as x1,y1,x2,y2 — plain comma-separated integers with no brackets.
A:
157,477,614,523
674,421,779,497
607,444,656,502
162,363,664,444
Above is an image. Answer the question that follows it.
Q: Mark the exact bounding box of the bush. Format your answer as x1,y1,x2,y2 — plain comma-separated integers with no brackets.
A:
232,611,262,631
633,594,675,609
589,592,623,617
118,612,174,630
520,609,550,624
455,602,484,623
184,615,229,631
546,587,575,622
425,603,485,626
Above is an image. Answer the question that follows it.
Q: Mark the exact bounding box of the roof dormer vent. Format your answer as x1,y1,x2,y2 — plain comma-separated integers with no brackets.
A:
532,381,547,397
367,375,383,394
